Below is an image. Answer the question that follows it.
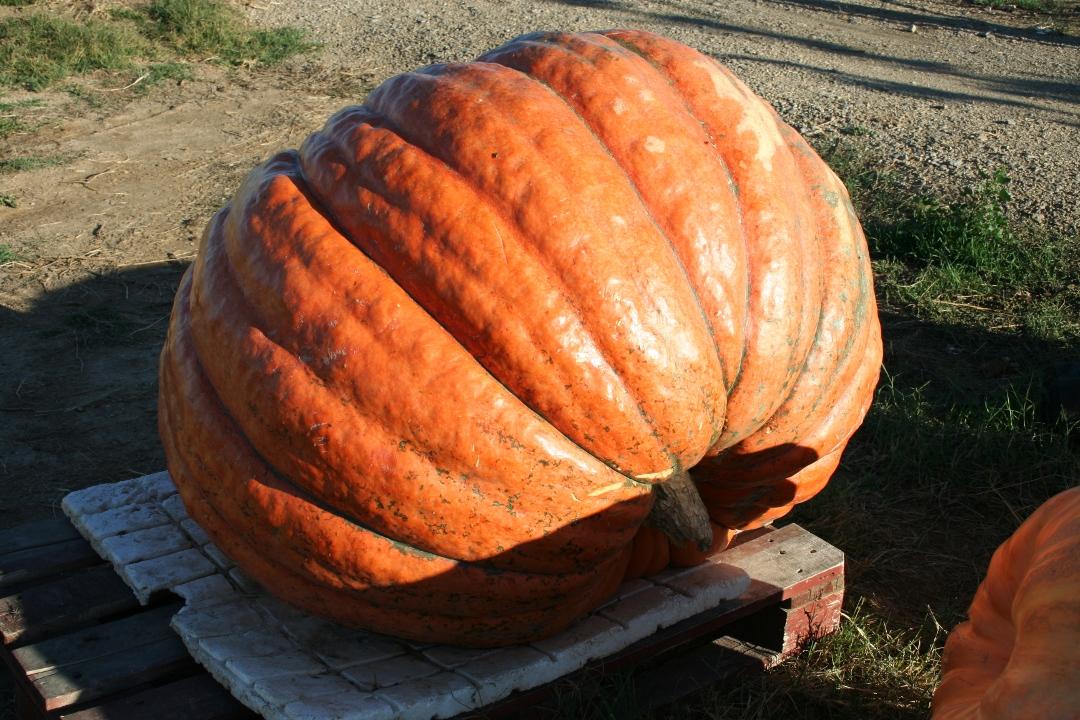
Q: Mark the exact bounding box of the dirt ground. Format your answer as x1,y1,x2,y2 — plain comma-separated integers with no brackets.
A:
1,0,1077,526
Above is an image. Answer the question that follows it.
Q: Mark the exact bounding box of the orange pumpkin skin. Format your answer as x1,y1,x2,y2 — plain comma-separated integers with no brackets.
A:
933,487,1080,720
158,29,881,645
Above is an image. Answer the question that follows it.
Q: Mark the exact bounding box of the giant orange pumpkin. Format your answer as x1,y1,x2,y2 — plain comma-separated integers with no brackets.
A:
158,29,882,646
933,487,1080,719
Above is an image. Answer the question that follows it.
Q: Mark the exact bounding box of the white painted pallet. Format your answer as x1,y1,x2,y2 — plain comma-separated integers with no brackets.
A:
62,473,751,720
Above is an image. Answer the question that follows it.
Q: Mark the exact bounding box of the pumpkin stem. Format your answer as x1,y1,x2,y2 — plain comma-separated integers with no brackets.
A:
648,469,713,552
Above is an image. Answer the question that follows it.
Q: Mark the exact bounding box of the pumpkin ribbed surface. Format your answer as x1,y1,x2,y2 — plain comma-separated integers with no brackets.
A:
158,29,882,645
933,487,1080,720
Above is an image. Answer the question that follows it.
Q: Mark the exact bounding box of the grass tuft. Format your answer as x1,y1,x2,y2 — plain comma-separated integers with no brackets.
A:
0,194,15,207
135,0,313,64
0,153,67,173
872,169,1060,291
0,15,147,91
1,1,311,90
0,97,44,138
665,601,943,719
0,97,44,112
141,61,194,87
0,115,29,139
819,139,1079,343
0,243,19,262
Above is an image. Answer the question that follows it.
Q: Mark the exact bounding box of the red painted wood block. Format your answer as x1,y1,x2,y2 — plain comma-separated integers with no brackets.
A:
781,589,845,656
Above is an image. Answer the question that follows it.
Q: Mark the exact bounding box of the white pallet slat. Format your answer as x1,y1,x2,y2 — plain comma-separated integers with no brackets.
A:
63,472,759,720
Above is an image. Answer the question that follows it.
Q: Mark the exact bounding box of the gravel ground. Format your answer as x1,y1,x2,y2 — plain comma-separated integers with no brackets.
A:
250,0,1080,237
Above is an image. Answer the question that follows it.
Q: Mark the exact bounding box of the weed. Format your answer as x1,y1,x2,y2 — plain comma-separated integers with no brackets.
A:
818,138,1079,344
668,602,943,719
0,154,67,173
0,14,148,90
141,61,194,88
872,170,1058,289
0,193,15,207
840,124,874,136
0,243,19,262
0,0,35,6
0,98,44,112
0,97,42,138
63,83,106,108
0,115,29,139
1,1,311,90
134,0,313,64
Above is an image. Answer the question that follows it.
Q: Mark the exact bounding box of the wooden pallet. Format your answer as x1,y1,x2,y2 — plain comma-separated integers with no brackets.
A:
1,517,843,719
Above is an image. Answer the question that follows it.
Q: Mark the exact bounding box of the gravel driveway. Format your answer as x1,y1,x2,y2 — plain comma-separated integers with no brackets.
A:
253,0,1080,236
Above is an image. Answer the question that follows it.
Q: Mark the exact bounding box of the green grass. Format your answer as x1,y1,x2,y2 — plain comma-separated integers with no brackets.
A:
0,153,66,173
0,14,147,91
140,0,314,64
0,115,28,139
521,135,1078,720
0,243,18,262
0,98,44,112
665,138,1080,720
0,97,44,138
661,601,944,720
140,61,195,88
0,0,311,90
821,139,1079,341
0,0,35,6
549,140,1078,720
0,194,15,207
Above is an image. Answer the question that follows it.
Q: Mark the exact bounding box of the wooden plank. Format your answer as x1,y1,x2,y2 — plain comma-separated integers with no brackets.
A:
0,513,840,720
0,564,140,647
12,669,44,720
0,539,101,591
718,523,844,602
779,587,844,656
632,635,774,712
0,518,81,556
13,604,181,676
463,631,778,719
31,634,193,711
582,524,840,672
60,674,256,720
457,525,841,719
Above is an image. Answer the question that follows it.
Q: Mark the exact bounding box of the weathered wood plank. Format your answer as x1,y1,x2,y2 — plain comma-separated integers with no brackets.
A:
0,518,81,556
2,509,843,720
718,523,844,601
59,674,255,720
582,524,840,670
0,539,101,591
0,564,139,647
29,633,194,711
13,604,181,676
632,635,775,712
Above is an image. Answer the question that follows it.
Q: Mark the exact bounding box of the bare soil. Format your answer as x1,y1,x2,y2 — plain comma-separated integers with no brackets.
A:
1,0,1077,528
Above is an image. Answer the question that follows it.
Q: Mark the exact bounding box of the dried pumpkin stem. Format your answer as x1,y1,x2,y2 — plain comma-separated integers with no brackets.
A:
648,469,713,551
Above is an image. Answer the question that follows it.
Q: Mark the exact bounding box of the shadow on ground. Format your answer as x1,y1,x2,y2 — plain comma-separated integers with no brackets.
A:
1,250,1076,720
797,306,1078,627
547,0,1080,124
0,261,190,530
